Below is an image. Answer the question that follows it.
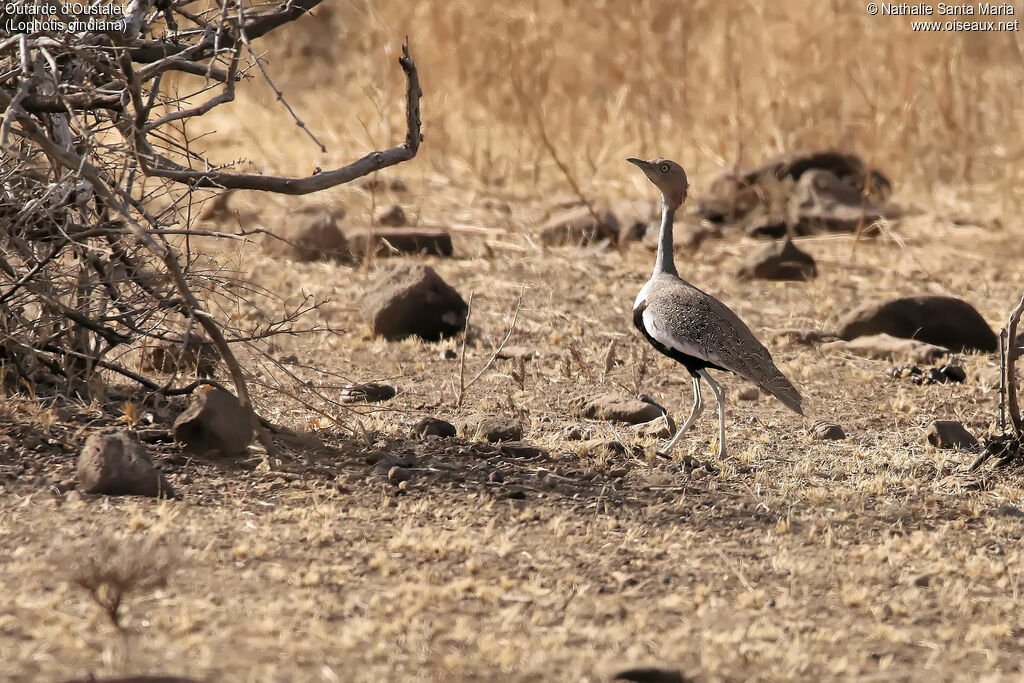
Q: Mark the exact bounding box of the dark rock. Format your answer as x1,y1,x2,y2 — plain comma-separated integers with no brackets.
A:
347,228,453,259
439,348,458,361
172,388,253,457
360,264,468,341
912,574,933,588
810,420,846,441
473,416,523,442
498,441,548,459
576,439,628,456
821,334,948,363
411,417,456,439
737,236,816,281
993,503,1024,518
375,204,407,227
578,393,664,425
77,430,174,497
927,420,979,450
890,363,967,385
613,666,689,683
339,382,396,403
696,150,892,226
788,169,890,236
263,210,349,261
744,215,789,239
538,205,619,246
838,295,997,353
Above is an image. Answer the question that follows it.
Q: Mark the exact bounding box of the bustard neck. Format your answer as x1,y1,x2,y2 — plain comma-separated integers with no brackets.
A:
654,200,678,277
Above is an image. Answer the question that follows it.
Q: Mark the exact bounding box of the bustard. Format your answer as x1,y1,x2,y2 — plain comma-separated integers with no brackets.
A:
628,157,803,459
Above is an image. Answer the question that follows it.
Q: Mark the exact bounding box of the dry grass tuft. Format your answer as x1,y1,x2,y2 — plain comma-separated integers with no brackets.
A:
63,534,179,632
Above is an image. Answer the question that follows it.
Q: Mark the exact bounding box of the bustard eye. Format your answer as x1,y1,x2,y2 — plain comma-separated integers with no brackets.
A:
660,164,670,173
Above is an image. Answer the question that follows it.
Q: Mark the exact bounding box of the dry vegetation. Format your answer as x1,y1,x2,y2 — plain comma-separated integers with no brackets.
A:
3,1,1024,681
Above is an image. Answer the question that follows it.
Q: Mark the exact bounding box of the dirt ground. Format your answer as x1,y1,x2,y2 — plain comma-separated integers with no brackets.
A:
2,175,1024,682
4,1,1024,679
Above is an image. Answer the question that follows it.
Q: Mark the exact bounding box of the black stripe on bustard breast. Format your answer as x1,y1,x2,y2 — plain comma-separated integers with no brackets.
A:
632,300,727,377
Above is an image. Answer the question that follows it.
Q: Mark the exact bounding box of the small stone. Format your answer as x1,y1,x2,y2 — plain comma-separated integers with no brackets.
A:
578,393,664,425
737,235,817,281
172,388,253,457
411,417,457,439
439,348,458,360
340,382,397,403
263,210,350,262
487,470,505,483
912,573,933,588
632,417,675,439
77,430,174,498
375,204,407,227
736,387,760,401
473,416,523,442
612,666,687,683
388,466,412,482
811,420,846,441
927,420,979,450
498,441,548,459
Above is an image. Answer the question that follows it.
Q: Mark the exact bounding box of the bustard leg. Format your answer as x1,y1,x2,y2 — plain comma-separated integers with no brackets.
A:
698,369,727,459
663,375,704,453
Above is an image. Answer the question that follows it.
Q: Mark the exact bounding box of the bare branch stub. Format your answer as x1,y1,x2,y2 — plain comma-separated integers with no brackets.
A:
1,5,424,457
1004,292,1024,435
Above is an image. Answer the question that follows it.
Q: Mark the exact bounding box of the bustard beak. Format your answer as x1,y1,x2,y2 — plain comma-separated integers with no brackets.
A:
626,157,647,169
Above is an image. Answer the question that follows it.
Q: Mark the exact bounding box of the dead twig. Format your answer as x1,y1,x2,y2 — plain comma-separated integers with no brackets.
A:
454,288,525,407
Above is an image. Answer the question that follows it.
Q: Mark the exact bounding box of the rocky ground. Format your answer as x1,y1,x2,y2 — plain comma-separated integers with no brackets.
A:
2,158,1024,682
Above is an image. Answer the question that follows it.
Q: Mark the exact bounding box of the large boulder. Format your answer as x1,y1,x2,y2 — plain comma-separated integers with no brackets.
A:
77,430,174,497
173,388,253,457
737,236,817,281
263,210,349,261
837,295,997,353
360,264,468,341
347,228,453,259
538,205,619,246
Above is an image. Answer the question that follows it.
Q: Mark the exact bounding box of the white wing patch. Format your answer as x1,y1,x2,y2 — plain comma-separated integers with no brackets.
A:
642,306,719,367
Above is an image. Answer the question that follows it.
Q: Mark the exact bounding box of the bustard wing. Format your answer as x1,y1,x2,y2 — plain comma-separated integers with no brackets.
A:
640,276,804,415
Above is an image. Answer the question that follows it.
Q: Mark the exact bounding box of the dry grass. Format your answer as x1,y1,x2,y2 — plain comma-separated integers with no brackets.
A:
3,2,1024,682
189,0,1023,215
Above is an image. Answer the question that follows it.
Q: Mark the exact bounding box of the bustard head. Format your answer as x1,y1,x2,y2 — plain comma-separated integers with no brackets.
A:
627,157,689,210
